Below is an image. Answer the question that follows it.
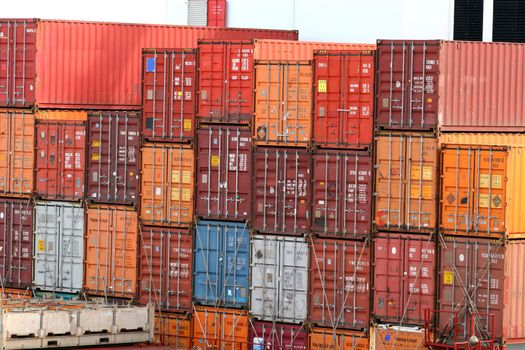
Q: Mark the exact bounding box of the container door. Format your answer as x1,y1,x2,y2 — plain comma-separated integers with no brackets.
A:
141,146,167,224
280,238,308,323
255,63,281,144
35,123,60,198
62,122,85,199
139,228,164,307
166,147,194,226
281,150,310,235
111,208,137,296
11,111,34,195
193,223,222,306
85,208,112,294
165,231,192,311
60,203,84,292
222,223,249,308
250,236,279,320
34,203,60,291
0,111,9,192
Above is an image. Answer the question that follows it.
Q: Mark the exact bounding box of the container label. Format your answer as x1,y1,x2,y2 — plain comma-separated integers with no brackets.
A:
411,165,433,181
211,155,220,167
479,194,489,208
91,153,101,161
146,57,156,72
318,80,327,93
443,271,454,285
182,171,192,184
37,240,45,252
91,139,101,147
171,188,180,201
172,170,180,183
422,185,433,199
182,188,191,201
184,119,192,131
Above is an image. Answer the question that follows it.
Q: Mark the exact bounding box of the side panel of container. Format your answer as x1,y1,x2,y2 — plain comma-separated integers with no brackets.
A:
313,51,374,148
370,326,426,350
192,308,249,350
310,238,370,330
33,201,84,293
251,235,308,323
207,0,227,27
87,111,140,205
252,148,311,235
254,62,312,146
142,50,197,142
249,321,307,350
138,226,192,312
373,233,436,325
309,328,369,350
196,125,252,220
154,313,191,349
504,241,525,341
312,150,372,238
193,220,249,308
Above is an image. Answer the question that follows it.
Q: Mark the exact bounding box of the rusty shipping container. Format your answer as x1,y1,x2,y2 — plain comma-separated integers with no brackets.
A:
310,238,370,330
142,49,197,142
370,325,426,350
375,132,438,233
141,144,194,227
313,50,374,149
312,150,372,239
250,321,307,350
309,328,368,350
192,307,249,350
154,312,191,349
0,198,32,288
196,124,252,221
35,113,86,200
138,226,192,312
252,147,311,235
0,19,297,109
0,110,34,197
254,61,312,147
207,0,227,27
373,233,436,326
376,40,525,132
85,205,138,298
87,111,140,205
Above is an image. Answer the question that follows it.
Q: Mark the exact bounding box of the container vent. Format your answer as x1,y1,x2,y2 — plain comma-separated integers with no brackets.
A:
188,0,208,26
493,0,525,43
453,0,483,41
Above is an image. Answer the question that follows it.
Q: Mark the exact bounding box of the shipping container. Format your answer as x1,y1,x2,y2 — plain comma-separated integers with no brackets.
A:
193,220,249,308
372,233,436,326
141,144,194,227
370,325,426,350
249,321,307,350
0,109,34,197
0,198,32,288
142,49,197,142
138,226,192,312
254,61,312,147
207,0,227,27
375,132,438,233
310,238,370,330
309,327,368,350
196,124,252,220
192,307,249,350
87,111,140,205
187,0,207,26
251,235,308,323
85,205,138,298
198,41,254,123
0,19,297,109
252,147,311,235
376,40,525,132
33,201,84,293
0,288,32,302
154,312,191,349
312,150,372,239
313,50,374,149
35,118,86,200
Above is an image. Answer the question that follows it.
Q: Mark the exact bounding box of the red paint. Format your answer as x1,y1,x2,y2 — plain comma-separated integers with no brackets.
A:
311,150,372,239
35,120,86,200
196,125,252,221
142,49,197,142
198,41,254,123
313,50,374,149
249,321,307,350
207,0,227,27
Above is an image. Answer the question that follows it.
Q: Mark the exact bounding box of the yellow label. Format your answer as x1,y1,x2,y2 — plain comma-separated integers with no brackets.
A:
443,271,454,285
479,194,489,208
171,188,180,201
410,184,420,198
318,80,327,93
182,188,191,201
479,174,490,188
91,153,101,161
38,240,45,252
91,139,101,147
184,119,192,131
422,185,433,199
411,165,433,181
211,155,220,167
492,175,502,189
172,170,180,183
182,170,191,184
422,166,433,180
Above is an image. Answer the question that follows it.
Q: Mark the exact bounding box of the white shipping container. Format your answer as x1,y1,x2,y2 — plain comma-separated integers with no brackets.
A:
250,235,308,324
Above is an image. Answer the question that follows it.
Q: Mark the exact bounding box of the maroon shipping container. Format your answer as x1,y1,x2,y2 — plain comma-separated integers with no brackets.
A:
313,50,374,149
312,150,372,239
142,49,197,142
87,111,140,205
249,321,308,350
138,226,192,312
196,125,252,220
373,232,436,326
252,147,311,235
0,19,297,109
0,198,33,288
198,41,254,123
376,40,525,132
310,238,370,330
35,120,86,200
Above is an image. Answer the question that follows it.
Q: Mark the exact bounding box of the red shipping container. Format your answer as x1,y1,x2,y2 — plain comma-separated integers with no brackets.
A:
0,198,33,288
310,238,370,330
313,50,374,149
196,125,252,221
87,111,140,205
207,0,227,27
373,233,436,326
249,321,307,350
312,150,372,239
35,119,86,200
142,49,197,142
252,147,311,235
139,226,192,312
0,19,298,109
198,41,254,123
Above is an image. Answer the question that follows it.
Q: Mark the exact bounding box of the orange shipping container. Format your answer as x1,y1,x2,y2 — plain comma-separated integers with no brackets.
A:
309,328,368,350
141,144,194,227
85,205,138,297
0,110,34,197
154,313,191,349
254,62,312,147
35,110,88,121
370,325,426,350
192,307,249,350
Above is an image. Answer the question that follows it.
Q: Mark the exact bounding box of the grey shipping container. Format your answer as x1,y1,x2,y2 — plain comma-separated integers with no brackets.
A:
33,201,84,293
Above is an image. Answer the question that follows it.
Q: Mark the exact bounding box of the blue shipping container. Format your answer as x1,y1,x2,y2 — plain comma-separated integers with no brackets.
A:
193,220,250,308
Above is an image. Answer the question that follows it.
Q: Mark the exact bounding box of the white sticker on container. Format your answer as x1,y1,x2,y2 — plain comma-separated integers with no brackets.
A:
202,174,208,184
0,212,3,219
327,258,332,265
155,187,162,196
396,81,401,88
392,247,397,255
459,254,465,262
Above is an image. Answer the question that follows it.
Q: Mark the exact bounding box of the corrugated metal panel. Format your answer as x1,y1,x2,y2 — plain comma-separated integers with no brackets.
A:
370,325,426,350
309,328,369,350
250,235,308,324
192,307,249,350
249,321,307,350
188,0,208,26
153,312,191,349
504,241,525,342
33,201,84,293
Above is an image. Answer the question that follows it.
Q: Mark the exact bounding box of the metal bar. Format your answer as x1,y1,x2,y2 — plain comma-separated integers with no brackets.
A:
224,128,230,218
217,130,222,217
324,153,329,235
234,128,240,218
207,127,212,216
